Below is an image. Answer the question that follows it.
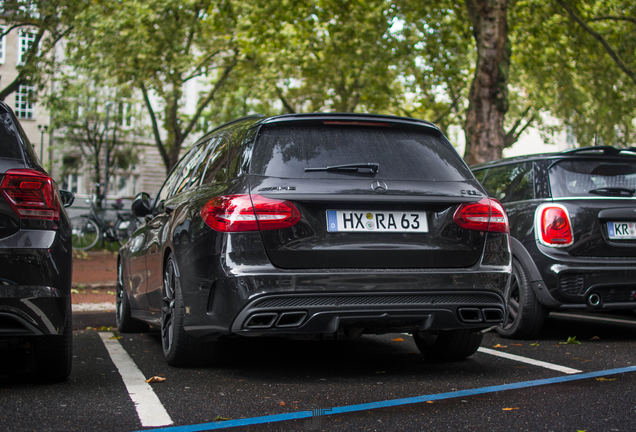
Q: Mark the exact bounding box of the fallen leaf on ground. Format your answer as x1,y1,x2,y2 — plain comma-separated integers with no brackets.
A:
106,291,115,295
590,336,600,341
214,416,229,421
530,342,540,346
145,376,166,383
392,338,404,342
512,343,523,346
492,344,507,348
426,401,434,404
71,289,79,294
502,407,519,411
560,336,581,345
375,371,386,374
595,377,616,382
92,290,99,294
279,401,286,406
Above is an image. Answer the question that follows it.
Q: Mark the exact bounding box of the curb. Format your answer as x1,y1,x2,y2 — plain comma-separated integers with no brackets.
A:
72,310,117,330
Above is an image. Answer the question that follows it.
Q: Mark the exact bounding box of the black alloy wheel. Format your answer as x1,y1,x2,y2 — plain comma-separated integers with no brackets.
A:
161,254,208,366
161,257,177,358
116,259,148,333
497,258,547,339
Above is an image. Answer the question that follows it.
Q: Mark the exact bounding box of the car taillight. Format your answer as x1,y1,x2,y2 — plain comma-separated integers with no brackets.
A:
453,198,509,233
0,169,60,220
201,194,301,232
536,204,573,247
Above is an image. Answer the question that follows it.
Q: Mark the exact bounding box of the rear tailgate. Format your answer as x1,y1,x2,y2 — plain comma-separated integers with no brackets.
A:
560,199,636,258
248,121,487,270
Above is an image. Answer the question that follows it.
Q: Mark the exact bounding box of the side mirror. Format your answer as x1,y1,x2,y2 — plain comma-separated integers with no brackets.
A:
131,192,152,218
59,190,75,208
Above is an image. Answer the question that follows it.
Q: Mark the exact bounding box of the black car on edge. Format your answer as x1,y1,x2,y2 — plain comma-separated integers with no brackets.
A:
117,113,512,366
0,101,75,381
472,146,636,339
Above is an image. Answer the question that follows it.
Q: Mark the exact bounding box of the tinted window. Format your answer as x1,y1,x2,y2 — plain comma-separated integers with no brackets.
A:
171,142,208,196
481,162,534,203
201,135,229,185
250,125,471,181
154,147,196,208
472,169,487,184
0,112,24,159
549,159,636,197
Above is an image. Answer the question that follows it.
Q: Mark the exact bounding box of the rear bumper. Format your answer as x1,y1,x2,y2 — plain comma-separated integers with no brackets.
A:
532,243,636,309
0,286,70,336
230,291,505,335
181,271,509,339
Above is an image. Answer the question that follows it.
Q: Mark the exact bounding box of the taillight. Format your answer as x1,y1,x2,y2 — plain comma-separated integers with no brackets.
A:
200,194,301,232
453,198,509,233
535,204,573,247
0,169,60,220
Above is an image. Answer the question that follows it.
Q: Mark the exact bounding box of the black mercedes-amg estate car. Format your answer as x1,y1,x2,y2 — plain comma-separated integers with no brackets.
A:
117,113,511,366
472,146,636,339
0,101,74,381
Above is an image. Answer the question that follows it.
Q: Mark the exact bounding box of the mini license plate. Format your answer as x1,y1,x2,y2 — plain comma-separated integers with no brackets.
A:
607,222,636,240
326,210,428,233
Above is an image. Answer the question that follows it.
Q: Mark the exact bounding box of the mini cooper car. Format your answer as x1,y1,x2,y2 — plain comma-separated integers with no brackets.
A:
0,101,74,381
116,113,511,366
472,146,636,338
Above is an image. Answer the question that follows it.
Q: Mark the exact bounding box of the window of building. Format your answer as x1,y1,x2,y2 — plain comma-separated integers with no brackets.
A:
60,174,80,194
15,85,35,119
119,102,134,128
17,29,36,65
0,26,6,64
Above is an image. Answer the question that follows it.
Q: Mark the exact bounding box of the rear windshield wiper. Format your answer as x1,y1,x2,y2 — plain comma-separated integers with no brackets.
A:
588,187,635,197
304,163,379,174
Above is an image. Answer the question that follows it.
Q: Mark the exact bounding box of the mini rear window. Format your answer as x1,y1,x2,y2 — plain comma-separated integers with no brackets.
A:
0,112,24,159
250,125,471,181
549,160,636,197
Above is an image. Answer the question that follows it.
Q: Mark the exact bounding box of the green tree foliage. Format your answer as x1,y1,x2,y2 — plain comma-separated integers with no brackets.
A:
67,0,243,174
48,73,142,202
0,0,84,100
511,0,636,147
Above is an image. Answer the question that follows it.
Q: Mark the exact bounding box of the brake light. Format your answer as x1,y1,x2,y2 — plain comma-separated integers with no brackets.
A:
201,194,301,232
0,169,60,220
453,198,509,233
536,204,573,247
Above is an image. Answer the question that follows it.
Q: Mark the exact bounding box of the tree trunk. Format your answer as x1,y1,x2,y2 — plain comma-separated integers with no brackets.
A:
463,0,511,165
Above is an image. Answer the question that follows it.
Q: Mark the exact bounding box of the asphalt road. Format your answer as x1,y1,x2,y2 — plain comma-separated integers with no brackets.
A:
2,312,636,432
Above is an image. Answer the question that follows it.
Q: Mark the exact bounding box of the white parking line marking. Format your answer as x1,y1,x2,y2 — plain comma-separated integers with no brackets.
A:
550,312,636,326
478,347,582,374
99,332,173,427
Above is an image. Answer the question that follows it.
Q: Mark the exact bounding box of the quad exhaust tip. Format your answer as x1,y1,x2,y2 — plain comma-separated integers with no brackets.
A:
458,307,504,324
587,293,601,308
244,311,308,329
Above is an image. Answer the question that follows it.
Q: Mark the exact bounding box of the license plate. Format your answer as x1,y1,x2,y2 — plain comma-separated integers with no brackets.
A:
607,222,636,239
326,210,428,233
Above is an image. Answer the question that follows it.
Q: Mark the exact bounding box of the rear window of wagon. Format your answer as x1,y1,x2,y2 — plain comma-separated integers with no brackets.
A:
249,125,472,181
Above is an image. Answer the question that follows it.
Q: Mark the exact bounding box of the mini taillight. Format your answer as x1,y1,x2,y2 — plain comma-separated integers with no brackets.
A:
0,169,60,220
536,204,573,247
200,194,301,232
453,198,509,233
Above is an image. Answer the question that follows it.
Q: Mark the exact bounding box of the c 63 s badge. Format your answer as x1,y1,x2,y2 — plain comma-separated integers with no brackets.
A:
461,189,481,196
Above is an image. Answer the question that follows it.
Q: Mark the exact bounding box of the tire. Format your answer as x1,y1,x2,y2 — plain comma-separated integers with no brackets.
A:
413,329,483,362
70,215,101,250
33,308,73,382
161,254,209,367
116,259,149,333
496,258,548,339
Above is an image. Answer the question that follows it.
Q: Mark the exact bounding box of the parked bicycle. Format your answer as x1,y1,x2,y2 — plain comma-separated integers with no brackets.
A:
70,184,138,250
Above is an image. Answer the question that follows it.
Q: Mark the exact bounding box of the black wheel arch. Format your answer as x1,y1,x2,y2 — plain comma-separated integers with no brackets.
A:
510,237,561,309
